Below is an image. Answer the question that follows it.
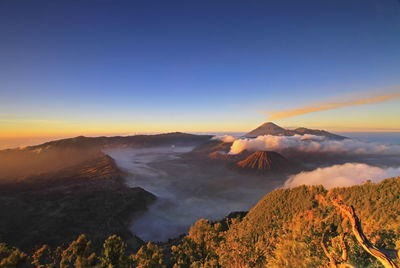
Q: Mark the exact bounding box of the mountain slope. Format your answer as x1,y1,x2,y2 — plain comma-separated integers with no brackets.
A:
209,150,251,162
293,127,346,140
244,122,294,137
236,151,293,173
218,177,400,267
191,139,232,154
168,177,400,267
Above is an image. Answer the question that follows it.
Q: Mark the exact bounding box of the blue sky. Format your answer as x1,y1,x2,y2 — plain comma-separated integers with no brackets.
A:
1,0,400,138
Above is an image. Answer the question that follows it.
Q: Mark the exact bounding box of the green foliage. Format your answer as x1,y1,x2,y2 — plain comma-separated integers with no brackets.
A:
171,177,400,267
133,242,164,268
217,217,268,267
1,177,400,267
171,219,222,267
31,245,61,268
0,242,28,267
99,235,131,268
267,238,315,268
60,234,97,268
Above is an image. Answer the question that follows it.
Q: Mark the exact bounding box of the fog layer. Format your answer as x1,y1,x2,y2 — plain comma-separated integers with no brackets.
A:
105,147,286,241
228,134,400,155
285,162,400,189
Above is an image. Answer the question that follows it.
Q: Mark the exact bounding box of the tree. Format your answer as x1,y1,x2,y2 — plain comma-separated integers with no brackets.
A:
320,232,356,268
0,242,28,267
171,219,223,267
60,234,97,268
331,197,399,268
99,235,131,268
31,245,59,268
132,242,164,268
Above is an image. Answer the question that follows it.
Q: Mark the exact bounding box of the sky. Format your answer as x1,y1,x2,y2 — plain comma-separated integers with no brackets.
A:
1,0,400,147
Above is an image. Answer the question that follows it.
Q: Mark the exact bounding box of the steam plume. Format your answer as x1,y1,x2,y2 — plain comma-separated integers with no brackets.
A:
266,93,400,120
229,134,400,155
213,135,236,143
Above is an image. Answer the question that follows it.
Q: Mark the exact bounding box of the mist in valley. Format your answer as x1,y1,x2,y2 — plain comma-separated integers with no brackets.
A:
104,146,287,241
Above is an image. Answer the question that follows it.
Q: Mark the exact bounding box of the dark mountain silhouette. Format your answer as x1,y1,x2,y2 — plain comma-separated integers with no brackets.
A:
244,122,346,140
236,151,294,173
292,127,345,139
28,132,213,151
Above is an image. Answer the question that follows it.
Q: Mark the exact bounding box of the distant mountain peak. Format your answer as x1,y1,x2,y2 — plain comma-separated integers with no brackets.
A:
244,122,292,137
258,122,284,130
244,122,346,140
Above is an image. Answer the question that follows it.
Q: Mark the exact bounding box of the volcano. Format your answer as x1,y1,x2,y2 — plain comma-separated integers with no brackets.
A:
236,151,293,173
244,122,346,140
244,122,292,137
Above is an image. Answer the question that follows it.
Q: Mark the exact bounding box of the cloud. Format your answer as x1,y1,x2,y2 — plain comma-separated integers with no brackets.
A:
265,92,400,120
284,163,400,189
213,135,236,143
229,134,400,155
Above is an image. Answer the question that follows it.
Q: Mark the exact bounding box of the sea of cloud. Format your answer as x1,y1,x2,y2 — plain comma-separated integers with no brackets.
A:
222,134,400,155
284,162,400,189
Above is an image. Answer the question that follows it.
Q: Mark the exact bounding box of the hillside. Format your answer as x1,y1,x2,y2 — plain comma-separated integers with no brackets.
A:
191,139,232,154
1,177,400,267
208,150,251,161
164,177,400,267
245,122,346,140
236,151,293,173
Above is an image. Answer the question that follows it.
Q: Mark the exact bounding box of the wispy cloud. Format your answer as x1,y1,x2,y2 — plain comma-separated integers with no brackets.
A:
265,92,400,120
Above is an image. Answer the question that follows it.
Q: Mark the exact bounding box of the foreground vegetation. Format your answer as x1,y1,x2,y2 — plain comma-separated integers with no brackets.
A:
1,177,400,267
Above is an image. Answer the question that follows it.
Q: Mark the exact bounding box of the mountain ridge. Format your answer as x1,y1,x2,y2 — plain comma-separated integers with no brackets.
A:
26,132,213,151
